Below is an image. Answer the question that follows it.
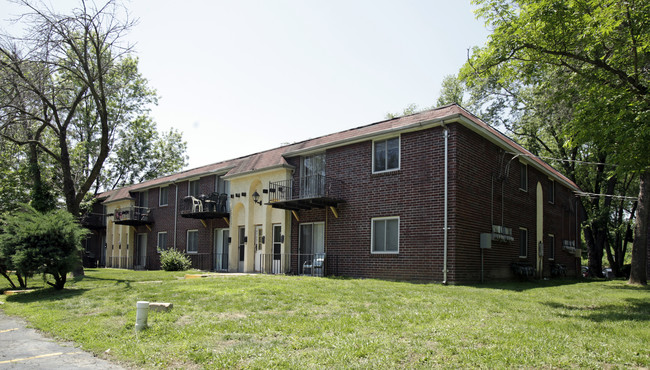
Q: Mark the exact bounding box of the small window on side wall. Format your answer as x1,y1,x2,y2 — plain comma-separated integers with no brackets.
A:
157,232,168,251
548,180,555,204
548,234,555,260
187,230,198,253
159,187,169,206
519,227,528,258
371,217,399,254
520,163,528,191
373,137,400,173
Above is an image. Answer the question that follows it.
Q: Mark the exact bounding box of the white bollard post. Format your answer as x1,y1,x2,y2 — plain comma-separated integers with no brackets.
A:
135,301,149,331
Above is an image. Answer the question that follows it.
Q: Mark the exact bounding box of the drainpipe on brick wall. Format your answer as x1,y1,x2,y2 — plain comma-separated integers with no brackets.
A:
174,182,179,249
443,125,449,285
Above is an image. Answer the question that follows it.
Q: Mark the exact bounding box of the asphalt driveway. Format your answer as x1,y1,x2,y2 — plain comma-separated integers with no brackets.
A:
0,311,124,369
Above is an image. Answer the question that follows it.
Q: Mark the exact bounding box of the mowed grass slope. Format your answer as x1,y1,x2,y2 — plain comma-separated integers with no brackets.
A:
1,269,649,368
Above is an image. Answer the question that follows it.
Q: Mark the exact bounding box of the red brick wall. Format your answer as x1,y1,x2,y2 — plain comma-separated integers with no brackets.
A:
453,124,579,282
132,175,228,268
288,123,579,282
290,126,447,280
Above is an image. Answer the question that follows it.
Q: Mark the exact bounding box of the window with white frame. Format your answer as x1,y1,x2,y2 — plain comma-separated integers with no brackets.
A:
189,180,200,197
548,234,555,260
371,217,399,253
373,137,400,173
520,163,528,191
157,232,168,251
187,230,198,253
548,179,555,204
519,227,528,258
159,186,168,206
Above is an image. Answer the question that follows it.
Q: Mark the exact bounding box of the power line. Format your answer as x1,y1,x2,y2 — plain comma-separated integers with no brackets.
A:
507,152,618,167
575,191,638,201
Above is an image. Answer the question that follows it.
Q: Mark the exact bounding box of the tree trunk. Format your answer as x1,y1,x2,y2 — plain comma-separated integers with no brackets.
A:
629,169,649,285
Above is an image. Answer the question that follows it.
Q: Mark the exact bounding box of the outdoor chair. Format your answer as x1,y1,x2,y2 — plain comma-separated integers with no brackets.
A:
303,253,326,277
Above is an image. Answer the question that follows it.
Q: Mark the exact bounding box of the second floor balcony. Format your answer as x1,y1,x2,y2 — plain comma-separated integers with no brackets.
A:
180,192,230,219
268,175,344,210
113,206,153,226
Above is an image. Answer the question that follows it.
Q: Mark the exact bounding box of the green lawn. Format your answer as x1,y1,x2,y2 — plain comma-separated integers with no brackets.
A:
1,269,649,369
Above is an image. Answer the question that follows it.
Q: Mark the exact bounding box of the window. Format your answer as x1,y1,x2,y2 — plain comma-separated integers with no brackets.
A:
159,187,168,206
519,227,528,258
372,217,399,254
138,190,148,208
157,232,168,251
215,175,230,194
373,137,400,173
189,180,200,197
548,180,555,204
301,153,326,198
520,163,528,191
187,230,198,253
548,234,555,260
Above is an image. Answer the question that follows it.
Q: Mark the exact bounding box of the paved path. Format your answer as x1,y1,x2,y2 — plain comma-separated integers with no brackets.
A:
0,311,124,369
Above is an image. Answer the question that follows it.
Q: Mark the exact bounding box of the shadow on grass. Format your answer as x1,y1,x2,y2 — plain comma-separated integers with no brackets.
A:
5,287,88,304
467,278,597,292
544,298,650,322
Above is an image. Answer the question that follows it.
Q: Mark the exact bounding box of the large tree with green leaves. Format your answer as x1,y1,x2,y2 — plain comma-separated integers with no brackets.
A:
465,0,649,284
0,1,187,215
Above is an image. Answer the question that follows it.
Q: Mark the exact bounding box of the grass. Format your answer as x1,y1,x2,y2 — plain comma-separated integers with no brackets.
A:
1,269,649,369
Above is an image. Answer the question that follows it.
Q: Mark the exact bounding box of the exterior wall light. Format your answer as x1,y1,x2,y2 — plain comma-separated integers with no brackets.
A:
252,191,263,205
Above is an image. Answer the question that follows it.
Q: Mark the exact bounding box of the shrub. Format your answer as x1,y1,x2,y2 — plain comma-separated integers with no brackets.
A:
0,205,87,289
159,248,191,271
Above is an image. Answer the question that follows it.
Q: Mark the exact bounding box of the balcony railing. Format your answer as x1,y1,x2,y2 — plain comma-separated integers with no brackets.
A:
79,213,106,229
180,193,230,219
268,175,344,210
113,206,153,226
256,253,291,274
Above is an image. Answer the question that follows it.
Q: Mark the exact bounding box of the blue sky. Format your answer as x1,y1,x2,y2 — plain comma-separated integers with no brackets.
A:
1,1,490,169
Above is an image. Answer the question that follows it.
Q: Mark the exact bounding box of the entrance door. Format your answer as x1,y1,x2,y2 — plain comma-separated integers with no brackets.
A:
214,228,229,271
299,222,324,274
238,226,245,272
272,224,282,274
536,182,544,278
254,225,263,272
136,233,147,268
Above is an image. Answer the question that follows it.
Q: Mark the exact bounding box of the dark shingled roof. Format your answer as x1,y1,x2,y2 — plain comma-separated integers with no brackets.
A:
100,104,579,204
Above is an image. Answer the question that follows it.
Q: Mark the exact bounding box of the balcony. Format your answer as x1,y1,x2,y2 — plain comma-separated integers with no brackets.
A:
79,213,106,230
268,175,344,210
180,193,230,219
113,206,153,226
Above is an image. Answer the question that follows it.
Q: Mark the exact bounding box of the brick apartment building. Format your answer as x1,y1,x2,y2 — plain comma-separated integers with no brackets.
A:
82,104,584,283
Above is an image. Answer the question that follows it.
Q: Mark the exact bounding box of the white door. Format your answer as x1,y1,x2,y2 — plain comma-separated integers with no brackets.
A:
214,228,229,271
254,226,263,272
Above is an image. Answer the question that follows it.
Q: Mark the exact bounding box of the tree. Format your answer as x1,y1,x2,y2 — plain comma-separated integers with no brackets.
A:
0,205,87,289
96,116,188,192
436,74,466,107
466,0,650,284
0,0,143,216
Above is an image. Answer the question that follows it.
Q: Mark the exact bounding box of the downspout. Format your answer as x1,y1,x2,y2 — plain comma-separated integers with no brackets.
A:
443,125,449,285
174,182,179,249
